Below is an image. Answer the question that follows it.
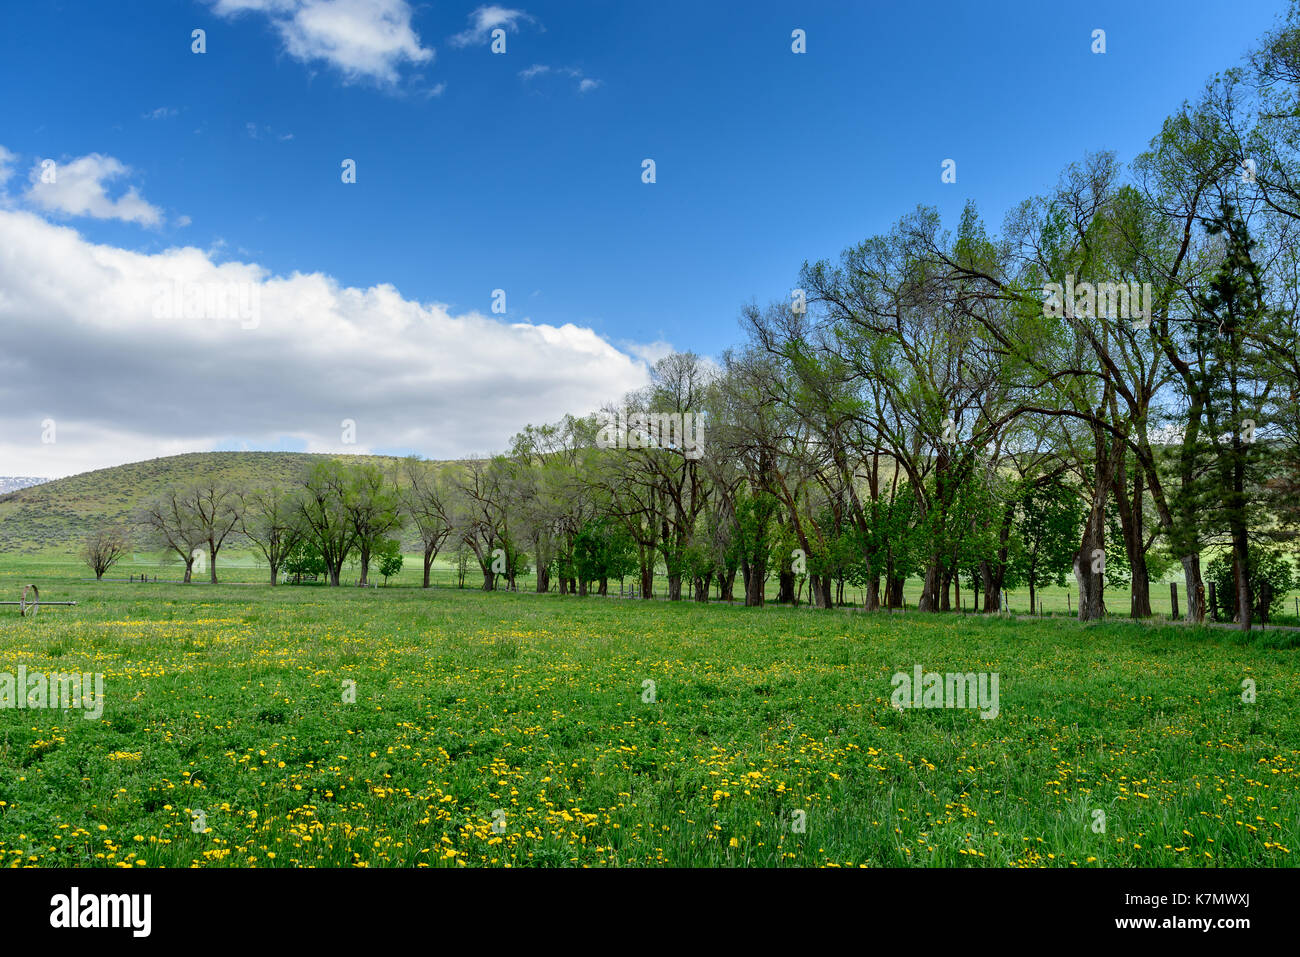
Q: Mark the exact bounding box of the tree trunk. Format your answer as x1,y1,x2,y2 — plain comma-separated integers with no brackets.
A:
209,546,218,584
358,544,371,586
1231,530,1251,631
887,576,904,608
1076,423,1118,621
813,574,833,609
1073,511,1107,622
720,567,737,602
864,575,880,611
1112,456,1152,618
918,561,942,612
640,563,653,600
1180,554,1203,623
481,567,495,591
979,560,995,613
536,566,550,593
744,563,766,606
1128,552,1151,619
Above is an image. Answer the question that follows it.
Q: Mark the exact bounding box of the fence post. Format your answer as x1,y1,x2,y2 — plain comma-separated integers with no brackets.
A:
1170,583,1179,620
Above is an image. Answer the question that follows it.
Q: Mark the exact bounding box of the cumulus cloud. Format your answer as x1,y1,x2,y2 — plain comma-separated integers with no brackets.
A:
0,210,655,476
450,5,534,48
23,153,163,227
210,0,433,85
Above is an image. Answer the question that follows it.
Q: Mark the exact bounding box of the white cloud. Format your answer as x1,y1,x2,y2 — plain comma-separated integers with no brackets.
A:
211,0,433,85
623,340,675,366
142,107,178,120
23,153,163,227
245,123,294,141
450,5,533,48
519,63,601,94
0,209,656,476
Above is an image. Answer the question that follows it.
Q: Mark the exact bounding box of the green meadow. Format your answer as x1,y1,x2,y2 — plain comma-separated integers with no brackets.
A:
0,557,1295,868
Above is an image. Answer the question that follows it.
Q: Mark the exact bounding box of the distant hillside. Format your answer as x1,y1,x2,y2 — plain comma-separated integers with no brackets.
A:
0,477,47,494
0,451,410,555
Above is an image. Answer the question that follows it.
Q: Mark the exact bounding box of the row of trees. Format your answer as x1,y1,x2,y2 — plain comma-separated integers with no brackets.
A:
84,6,1300,629
123,460,407,587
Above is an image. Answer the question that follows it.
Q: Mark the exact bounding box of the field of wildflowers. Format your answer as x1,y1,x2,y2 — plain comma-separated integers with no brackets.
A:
0,561,1296,868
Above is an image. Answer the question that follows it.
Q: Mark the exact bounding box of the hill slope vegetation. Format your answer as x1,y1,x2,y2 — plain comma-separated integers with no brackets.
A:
0,451,408,554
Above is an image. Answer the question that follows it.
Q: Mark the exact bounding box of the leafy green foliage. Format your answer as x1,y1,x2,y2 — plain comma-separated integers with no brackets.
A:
1206,546,1296,621
376,538,404,585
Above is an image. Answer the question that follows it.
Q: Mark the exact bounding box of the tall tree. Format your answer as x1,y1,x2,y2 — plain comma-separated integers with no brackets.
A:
297,460,359,587
241,485,304,585
402,457,455,588
139,491,206,583
185,484,242,584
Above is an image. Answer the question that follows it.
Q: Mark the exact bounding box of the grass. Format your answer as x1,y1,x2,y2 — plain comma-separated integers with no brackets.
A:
16,547,1300,627
0,558,1296,868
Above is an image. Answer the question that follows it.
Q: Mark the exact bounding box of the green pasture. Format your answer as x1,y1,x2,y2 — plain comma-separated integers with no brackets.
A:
0,556,1295,867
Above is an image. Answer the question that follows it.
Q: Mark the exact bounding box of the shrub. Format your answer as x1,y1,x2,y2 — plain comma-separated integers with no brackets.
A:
1205,546,1295,622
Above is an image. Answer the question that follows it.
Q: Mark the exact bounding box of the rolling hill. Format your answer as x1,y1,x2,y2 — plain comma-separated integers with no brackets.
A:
0,451,411,554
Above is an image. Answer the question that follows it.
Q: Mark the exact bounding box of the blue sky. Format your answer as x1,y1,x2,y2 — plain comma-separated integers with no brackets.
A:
0,0,1290,474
